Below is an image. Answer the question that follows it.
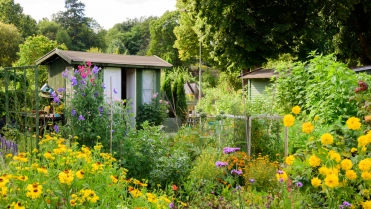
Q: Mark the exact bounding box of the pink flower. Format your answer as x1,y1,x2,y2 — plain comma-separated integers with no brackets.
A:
86,61,91,67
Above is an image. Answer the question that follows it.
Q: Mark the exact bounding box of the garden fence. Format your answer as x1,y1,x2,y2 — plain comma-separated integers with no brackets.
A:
0,65,40,152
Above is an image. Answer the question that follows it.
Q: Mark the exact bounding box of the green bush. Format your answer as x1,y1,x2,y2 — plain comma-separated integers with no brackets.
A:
136,94,168,129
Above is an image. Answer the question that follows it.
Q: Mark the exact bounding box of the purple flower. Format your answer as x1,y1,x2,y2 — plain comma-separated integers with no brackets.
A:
235,185,242,190
296,182,303,188
51,92,57,97
113,88,118,94
71,77,78,86
80,80,87,85
57,88,65,92
101,83,106,89
277,170,284,174
231,169,242,176
94,92,99,97
53,96,60,103
62,69,68,78
215,161,228,167
81,92,86,97
341,201,352,208
92,66,99,74
54,124,59,133
78,115,85,121
279,178,284,183
249,178,255,183
99,107,104,114
71,109,76,116
169,202,174,209
223,147,241,154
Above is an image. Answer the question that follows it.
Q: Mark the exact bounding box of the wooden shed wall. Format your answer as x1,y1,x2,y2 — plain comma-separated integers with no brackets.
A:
48,58,70,89
249,79,271,101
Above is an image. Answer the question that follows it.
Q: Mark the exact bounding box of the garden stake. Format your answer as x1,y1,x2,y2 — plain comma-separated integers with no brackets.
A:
110,77,113,155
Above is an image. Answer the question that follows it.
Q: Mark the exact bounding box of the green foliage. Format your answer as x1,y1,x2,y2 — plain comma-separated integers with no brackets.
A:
175,77,188,122
0,21,22,67
121,122,191,186
136,95,169,129
16,35,67,84
147,11,183,67
201,68,218,89
274,53,371,123
0,0,37,38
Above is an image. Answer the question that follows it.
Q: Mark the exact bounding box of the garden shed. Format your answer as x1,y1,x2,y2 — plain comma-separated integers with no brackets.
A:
240,68,278,101
36,48,172,117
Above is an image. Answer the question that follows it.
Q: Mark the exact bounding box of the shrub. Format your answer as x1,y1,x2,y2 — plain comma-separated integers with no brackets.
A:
136,93,168,129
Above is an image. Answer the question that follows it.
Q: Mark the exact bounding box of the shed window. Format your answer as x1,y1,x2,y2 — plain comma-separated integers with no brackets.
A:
142,70,156,104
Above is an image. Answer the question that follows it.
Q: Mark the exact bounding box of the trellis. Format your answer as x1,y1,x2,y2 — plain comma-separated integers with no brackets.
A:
1,65,40,151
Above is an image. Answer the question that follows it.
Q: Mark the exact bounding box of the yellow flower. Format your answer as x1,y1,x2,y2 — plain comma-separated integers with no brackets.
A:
363,146,368,152
76,170,85,179
276,170,288,182
341,159,353,170
110,175,118,183
18,176,28,181
285,155,295,165
11,202,25,209
81,189,99,203
302,122,314,134
283,114,295,127
146,193,158,203
358,135,371,147
314,115,319,121
43,151,55,160
364,189,370,196
345,170,357,180
362,171,371,180
130,189,142,198
321,133,334,145
180,202,188,207
351,147,357,153
328,150,341,163
308,155,321,167
363,200,371,209
58,170,74,185
346,116,361,130
70,199,77,206
0,177,9,188
324,174,339,188
26,183,43,199
292,106,301,115
37,167,48,175
319,167,329,175
5,154,12,159
359,158,371,172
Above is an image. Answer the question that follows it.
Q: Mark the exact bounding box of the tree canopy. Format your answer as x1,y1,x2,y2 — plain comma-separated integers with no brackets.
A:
0,22,22,67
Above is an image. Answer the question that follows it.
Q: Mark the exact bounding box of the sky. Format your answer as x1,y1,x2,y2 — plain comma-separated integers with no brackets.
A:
14,0,177,30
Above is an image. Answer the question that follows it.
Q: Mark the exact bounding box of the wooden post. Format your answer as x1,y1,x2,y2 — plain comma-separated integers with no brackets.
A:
284,126,288,157
248,116,252,156
110,77,113,155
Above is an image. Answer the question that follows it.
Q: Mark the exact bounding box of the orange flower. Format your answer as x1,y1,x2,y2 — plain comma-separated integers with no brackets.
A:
172,184,178,191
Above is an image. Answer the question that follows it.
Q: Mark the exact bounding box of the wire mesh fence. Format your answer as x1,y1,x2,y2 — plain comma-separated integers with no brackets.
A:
1,65,40,152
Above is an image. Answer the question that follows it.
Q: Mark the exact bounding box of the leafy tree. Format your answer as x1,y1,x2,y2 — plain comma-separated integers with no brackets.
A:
16,35,67,83
0,0,37,38
147,11,183,67
105,17,157,55
54,0,105,51
56,29,72,48
0,22,22,67
175,77,188,123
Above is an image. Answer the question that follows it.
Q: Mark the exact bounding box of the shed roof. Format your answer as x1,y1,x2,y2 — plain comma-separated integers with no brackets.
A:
240,68,277,79
36,48,172,69
351,65,371,73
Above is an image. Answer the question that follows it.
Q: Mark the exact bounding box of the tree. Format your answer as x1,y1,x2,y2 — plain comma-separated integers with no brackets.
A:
54,0,105,51
0,0,37,38
16,35,67,83
0,22,22,67
105,17,157,55
175,77,188,123
147,11,183,67
38,19,61,40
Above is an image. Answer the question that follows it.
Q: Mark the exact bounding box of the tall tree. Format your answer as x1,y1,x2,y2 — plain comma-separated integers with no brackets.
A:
54,0,105,51
0,0,37,38
0,22,22,67
16,35,67,83
147,11,183,67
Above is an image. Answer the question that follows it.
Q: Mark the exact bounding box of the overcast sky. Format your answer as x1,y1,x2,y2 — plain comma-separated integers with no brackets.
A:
14,0,176,29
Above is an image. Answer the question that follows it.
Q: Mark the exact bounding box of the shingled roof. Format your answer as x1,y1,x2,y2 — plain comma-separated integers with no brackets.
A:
36,48,172,69
239,68,278,79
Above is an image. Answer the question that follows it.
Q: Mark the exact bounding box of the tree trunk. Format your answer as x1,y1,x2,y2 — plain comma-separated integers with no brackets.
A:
353,2,371,65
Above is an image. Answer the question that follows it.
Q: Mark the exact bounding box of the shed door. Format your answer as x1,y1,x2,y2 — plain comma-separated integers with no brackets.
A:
142,70,156,104
104,67,121,102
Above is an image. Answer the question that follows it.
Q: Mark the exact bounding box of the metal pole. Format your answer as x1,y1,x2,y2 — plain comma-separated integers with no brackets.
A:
4,68,9,125
199,41,202,104
110,77,113,155
248,116,252,156
35,66,40,150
